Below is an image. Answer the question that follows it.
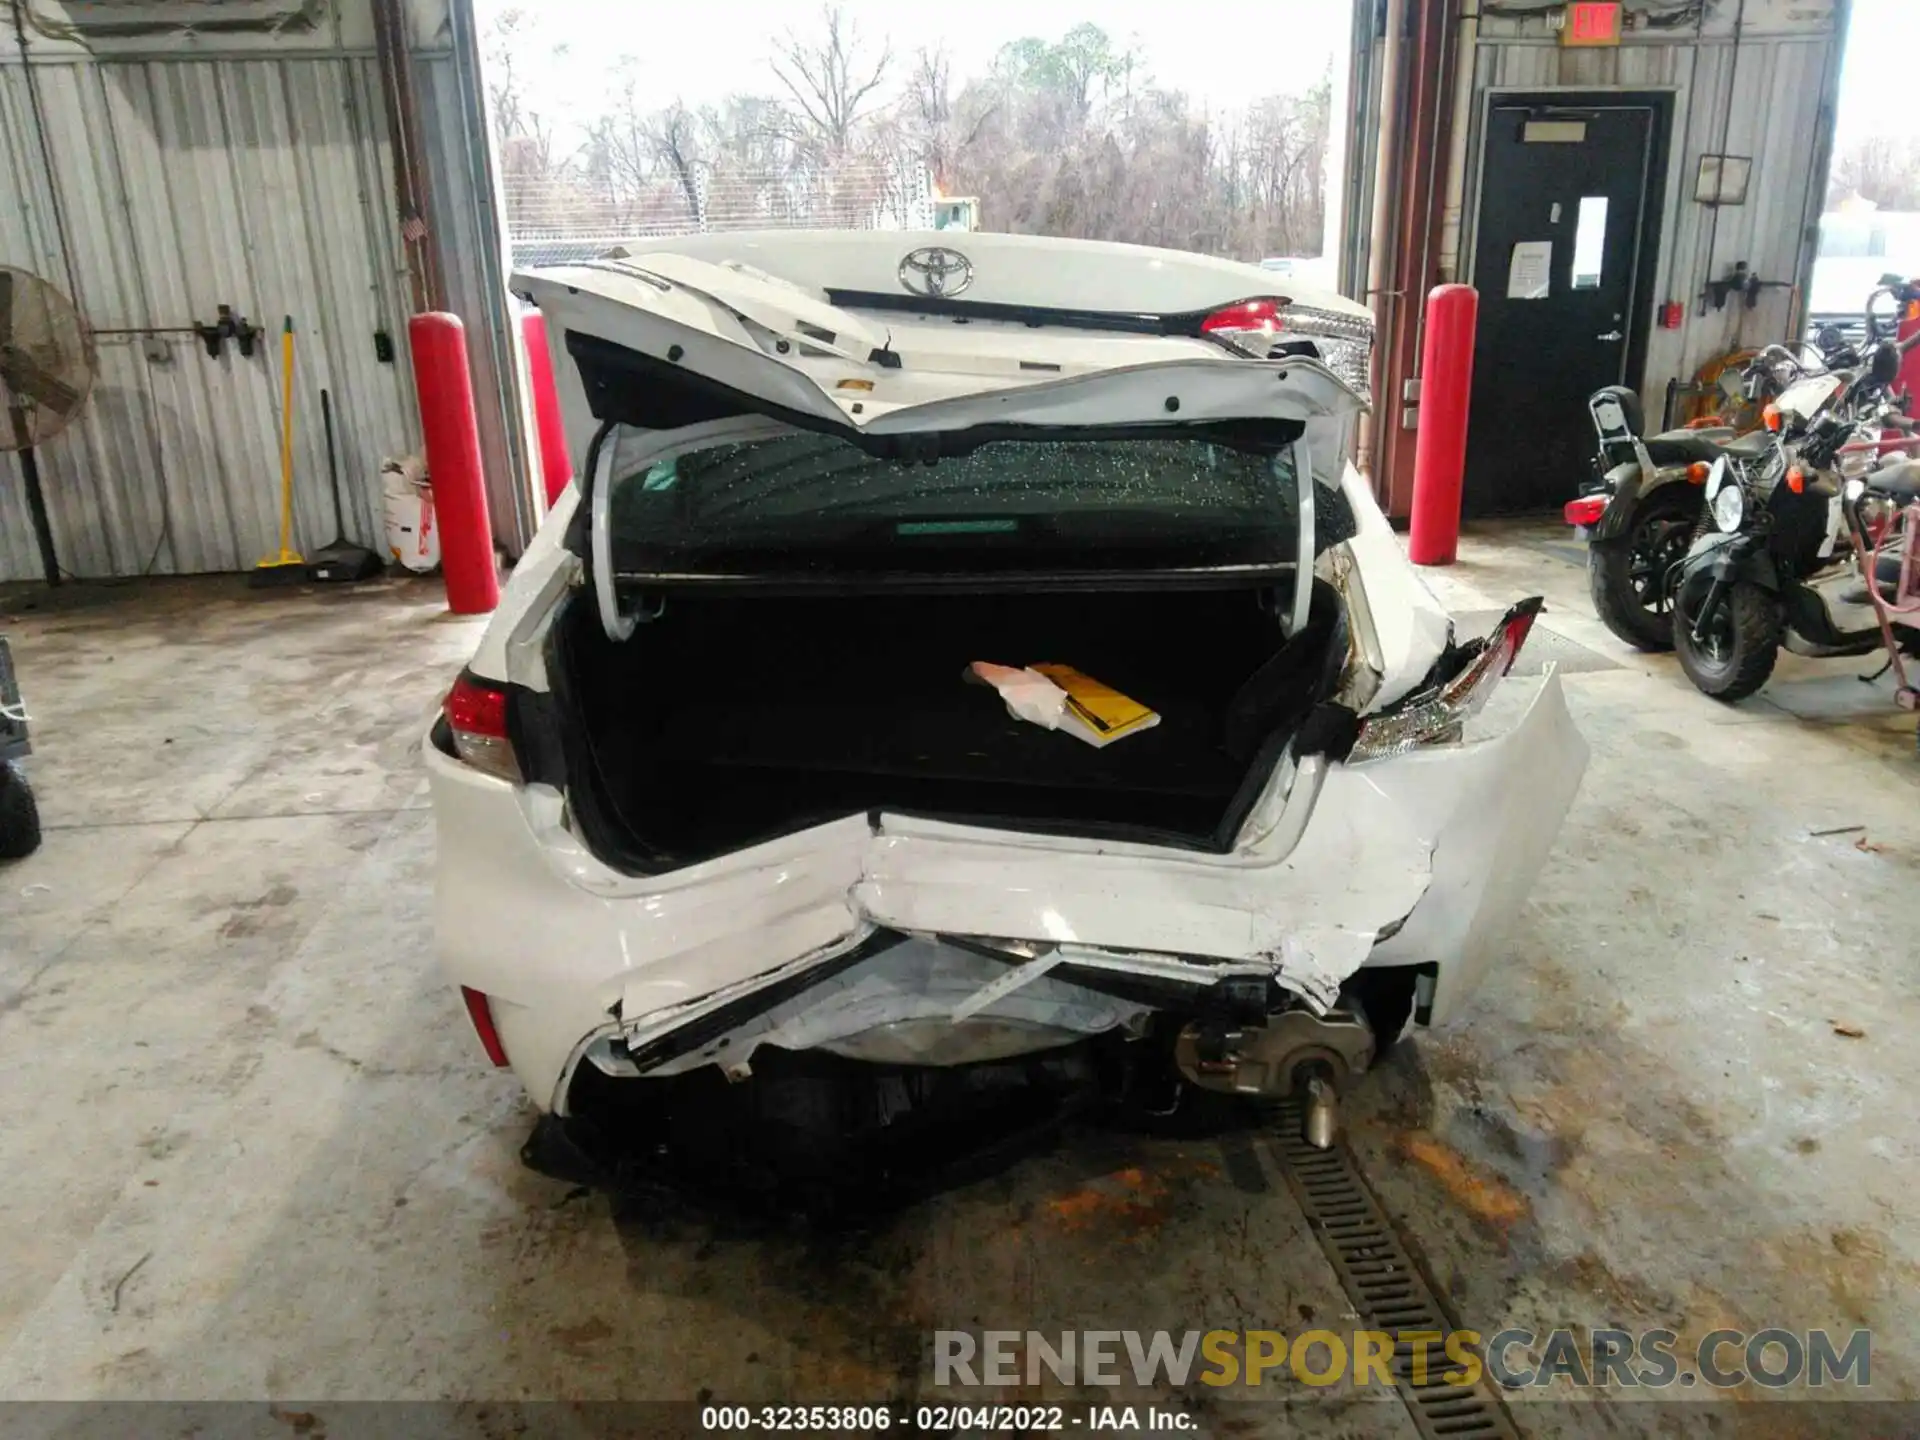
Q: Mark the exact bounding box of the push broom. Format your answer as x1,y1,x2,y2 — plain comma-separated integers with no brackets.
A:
307,387,383,583
249,315,307,588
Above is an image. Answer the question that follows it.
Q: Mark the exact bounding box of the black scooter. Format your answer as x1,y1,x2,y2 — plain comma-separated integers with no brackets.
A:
1565,385,1772,651
1568,312,1869,652
1670,323,1920,701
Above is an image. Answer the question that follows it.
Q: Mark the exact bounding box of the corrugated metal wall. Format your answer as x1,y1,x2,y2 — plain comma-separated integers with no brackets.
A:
1464,0,1846,422
0,0,524,582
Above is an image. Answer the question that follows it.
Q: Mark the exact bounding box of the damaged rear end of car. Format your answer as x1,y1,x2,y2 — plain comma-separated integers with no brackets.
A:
425,234,1588,1192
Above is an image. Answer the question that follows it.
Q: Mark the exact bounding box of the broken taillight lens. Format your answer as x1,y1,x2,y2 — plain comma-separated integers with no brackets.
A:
1200,297,1374,393
1201,297,1288,345
460,985,511,1067
1347,600,1543,762
443,672,520,782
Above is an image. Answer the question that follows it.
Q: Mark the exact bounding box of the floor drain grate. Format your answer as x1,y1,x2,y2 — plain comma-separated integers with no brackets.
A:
1272,1112,1522,1440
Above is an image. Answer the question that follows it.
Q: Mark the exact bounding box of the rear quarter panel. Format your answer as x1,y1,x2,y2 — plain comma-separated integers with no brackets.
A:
1335,464,1452,710
467,486,581,686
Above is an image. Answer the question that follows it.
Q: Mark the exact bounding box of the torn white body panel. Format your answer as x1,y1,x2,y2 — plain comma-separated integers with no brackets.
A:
518,261,1364,448
1335,462,1454,712
851,780,1430,960
426,661,1584,1112
1276,929,1378,1013
516,229,1374,457
434,231,1584,1121
572,229,1369,320
1365,666,1588,1022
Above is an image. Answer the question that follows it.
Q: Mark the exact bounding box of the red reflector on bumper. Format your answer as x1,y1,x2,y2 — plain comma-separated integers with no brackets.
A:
460,985,511,1067
1564,496,1608,526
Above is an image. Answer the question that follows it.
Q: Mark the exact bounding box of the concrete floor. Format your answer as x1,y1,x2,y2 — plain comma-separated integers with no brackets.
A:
2,529,1917,1436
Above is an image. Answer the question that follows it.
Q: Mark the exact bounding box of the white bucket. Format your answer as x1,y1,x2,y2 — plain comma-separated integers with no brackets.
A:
381,456,441,574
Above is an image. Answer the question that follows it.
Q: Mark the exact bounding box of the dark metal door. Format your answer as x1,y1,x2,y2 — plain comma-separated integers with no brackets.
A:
1465,105,1658,515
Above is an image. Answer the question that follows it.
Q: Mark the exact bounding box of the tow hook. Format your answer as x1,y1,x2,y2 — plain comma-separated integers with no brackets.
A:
1301,1066,1340,1150
1172,1004,1373,1151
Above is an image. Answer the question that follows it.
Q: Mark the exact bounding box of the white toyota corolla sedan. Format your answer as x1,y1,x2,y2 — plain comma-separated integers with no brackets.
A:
426,230,1587,1173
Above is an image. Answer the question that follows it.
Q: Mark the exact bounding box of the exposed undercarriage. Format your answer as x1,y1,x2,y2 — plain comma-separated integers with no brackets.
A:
538,935,1417,1221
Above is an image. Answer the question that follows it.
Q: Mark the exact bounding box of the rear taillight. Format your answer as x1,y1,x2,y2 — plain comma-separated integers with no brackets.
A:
1201,296,1374,393
1201,298,1287,344
443,672,520,782
1564,496,1608,526
1349,600,1543,762
460,985,511,1067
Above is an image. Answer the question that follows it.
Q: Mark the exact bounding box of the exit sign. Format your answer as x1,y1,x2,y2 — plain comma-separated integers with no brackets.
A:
1564,1,1624,46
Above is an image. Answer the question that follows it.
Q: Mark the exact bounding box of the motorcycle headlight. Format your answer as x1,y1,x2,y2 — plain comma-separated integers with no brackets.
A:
1711,481,1745,534
1858,493,1898,531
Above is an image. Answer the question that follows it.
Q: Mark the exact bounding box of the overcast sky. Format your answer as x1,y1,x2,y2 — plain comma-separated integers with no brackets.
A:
479,0,1913,147
1836,0,1918,143
481,0,1349,134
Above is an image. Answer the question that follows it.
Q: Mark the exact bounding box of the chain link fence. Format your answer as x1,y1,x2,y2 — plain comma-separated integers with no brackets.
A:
503,155,936,269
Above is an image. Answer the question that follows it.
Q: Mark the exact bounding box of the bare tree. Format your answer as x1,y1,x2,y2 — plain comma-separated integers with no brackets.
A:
649,102,705,224
483,6,532,140
489,13,1338,264
1048,22,1132,125
483,7,581,234
581,65,707,229
770,4,893,157
1829,135,1920,211
581,69,649,225
903,47,953,187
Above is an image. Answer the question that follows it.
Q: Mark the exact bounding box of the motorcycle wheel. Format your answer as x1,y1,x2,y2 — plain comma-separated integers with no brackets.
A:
1588,488,1699,652
1673,580,1781,702
0,761,41,861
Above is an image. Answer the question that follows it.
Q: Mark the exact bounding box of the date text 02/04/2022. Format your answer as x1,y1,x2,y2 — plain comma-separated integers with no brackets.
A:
699,1403,1198,1432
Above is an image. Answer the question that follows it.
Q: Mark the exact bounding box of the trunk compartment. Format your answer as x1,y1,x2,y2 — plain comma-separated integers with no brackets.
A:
551,580,1346,869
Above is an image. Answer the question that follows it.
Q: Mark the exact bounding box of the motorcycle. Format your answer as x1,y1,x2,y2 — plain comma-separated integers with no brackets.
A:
0,636,38,861
1838,441,1920,750
1564,336,1851,652
1670,301,1920,704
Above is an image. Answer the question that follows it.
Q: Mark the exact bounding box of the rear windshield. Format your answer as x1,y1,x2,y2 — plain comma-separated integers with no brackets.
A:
601,424,1304,578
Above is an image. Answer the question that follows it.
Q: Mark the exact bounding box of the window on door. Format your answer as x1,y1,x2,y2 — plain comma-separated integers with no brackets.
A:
1571,196,1610,291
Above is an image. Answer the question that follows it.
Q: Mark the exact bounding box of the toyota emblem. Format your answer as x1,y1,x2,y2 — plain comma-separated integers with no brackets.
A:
898,246,975,298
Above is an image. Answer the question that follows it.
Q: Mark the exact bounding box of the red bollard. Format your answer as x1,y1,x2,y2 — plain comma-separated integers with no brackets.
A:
520,308,574,506
408,312,500,614
1407,284,1481,567
1898,289,1920,413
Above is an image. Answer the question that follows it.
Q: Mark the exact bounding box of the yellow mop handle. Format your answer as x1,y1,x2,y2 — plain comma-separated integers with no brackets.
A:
278,316,296,556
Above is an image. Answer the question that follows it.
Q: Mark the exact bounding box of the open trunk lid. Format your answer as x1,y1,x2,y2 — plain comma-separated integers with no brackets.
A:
515,252,1367,636
514,254,1367,453
503,243,1377,877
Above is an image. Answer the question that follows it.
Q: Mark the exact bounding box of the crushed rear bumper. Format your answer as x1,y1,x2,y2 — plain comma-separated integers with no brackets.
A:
427,669,1586,1110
